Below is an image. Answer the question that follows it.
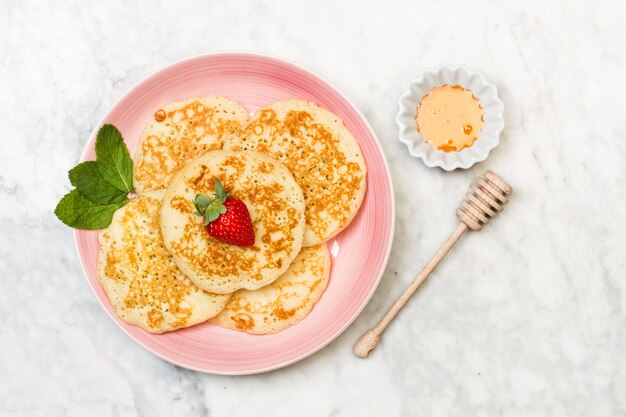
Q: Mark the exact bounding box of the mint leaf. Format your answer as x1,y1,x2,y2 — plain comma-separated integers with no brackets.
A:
54,189,125,230
69,161,129,204
95,124,133,193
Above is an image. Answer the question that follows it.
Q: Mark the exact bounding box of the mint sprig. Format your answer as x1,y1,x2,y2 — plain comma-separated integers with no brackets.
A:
55,124,134,230
194,179,230,226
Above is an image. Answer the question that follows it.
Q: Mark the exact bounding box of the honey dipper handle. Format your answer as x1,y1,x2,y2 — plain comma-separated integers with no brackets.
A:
353,222,468,358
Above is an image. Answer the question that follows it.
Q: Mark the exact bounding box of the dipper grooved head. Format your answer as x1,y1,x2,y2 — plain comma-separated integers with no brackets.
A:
456,171,512,231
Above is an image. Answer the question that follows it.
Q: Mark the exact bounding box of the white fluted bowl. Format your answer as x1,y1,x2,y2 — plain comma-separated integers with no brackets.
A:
396,65,504,171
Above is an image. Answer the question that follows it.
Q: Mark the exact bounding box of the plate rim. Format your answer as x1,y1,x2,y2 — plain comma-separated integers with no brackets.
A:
73,51,396,375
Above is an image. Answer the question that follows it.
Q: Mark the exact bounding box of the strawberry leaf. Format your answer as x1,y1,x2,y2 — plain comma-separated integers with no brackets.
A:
203,211,220,226
194,179,230,226
214,180,227,200
194,194,213,214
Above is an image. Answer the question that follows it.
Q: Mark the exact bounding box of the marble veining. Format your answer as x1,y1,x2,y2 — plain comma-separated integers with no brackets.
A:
1,0,625,415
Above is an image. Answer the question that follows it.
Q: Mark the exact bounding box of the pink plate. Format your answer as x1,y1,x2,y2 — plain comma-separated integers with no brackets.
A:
74,52,395,374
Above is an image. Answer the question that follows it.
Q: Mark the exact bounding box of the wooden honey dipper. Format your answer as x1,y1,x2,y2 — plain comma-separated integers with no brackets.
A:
354,171,512,358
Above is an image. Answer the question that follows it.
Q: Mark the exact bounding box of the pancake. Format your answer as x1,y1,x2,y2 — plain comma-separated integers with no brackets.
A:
96,190,230,334
133,96,250,194
160,150,306,294
210,244,330,334
223,99,367,246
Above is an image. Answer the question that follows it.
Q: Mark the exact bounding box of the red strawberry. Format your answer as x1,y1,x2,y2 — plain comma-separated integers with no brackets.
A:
193,179,255,247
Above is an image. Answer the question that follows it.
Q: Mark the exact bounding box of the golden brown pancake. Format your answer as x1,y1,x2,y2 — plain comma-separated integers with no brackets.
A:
96,190,230,334
210,244,330,334
160,150,306,294
133,96,250,194
223,99,367,246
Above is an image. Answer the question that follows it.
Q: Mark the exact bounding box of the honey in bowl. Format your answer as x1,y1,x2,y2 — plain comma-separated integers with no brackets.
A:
415,84,484,152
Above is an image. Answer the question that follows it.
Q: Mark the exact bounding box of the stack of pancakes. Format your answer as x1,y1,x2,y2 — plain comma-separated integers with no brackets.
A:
97,96,366,334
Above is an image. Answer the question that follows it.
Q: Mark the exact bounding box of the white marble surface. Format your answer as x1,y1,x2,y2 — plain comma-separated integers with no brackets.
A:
1,0,625,415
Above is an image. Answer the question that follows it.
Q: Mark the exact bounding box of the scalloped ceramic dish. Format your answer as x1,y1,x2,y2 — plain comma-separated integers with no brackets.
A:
396,65,504,171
